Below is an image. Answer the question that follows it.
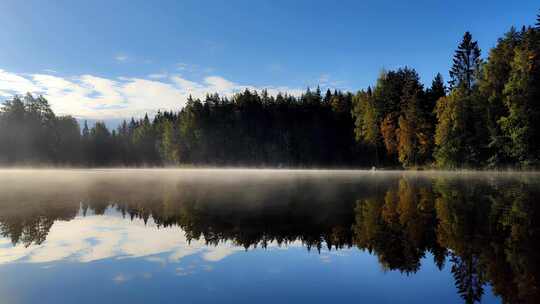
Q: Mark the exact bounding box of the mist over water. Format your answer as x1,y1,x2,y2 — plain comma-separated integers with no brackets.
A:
0,169,539,303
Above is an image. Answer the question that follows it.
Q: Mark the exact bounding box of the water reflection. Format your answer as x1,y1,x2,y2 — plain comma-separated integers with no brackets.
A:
0,170,538,303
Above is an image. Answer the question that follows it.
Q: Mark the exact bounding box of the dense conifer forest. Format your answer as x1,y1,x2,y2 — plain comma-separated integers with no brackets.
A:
1,10,540,169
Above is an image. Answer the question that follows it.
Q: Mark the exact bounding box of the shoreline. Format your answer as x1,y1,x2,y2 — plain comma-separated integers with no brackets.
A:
0,167,539,175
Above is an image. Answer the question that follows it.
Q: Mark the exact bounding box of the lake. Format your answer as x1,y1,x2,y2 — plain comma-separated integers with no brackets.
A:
0,169,538,304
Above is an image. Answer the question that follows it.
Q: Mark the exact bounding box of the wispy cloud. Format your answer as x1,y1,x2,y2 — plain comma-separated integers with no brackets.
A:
176,63,216,75
0,68,305,119
147,73,168,79
176,62,201,72
115,54,129,62
317,73,347,90
318,74,330,85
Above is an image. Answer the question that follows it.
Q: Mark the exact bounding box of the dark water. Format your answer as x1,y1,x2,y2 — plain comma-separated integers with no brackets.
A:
0,169,539,304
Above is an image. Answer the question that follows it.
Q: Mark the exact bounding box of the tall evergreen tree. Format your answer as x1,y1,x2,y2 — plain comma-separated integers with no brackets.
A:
88,122,112,166
427,73,446,104
133,114,159,165
323,89,332,103
425,73,447,132
82,121,90,138
449,32,482,92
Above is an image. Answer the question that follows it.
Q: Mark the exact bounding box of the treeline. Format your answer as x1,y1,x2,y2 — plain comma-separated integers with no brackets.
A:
0,90,359,167
354,13,540,169
1,11,539,168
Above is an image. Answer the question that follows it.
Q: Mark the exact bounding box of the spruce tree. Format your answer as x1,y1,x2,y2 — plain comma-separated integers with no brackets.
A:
82,121,90,138
324,89,332,103
449,32,482,92
429,73,447,100
426,73,447,118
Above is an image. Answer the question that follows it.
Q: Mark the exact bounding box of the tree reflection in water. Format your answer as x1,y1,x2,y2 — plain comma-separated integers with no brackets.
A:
0,171,538,303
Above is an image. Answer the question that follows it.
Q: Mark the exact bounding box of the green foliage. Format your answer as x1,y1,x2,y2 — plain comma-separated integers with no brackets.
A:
160,120,180,164
352,89,380,146
498,29,540,167
352,68,437,168
132,114,159,165
449,32,482,92
88,121,112,166
397,79,431,167
53,116,81,163
427,73,447,105
479,27,523,167
0,94,81,164
352,89,382,164
434,90,476,168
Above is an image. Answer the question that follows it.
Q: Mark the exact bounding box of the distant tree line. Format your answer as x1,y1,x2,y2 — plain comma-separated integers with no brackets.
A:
1,10,539,169
0,89,357,167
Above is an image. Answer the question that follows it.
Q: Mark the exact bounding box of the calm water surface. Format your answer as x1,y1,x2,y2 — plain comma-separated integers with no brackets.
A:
0,169,539,304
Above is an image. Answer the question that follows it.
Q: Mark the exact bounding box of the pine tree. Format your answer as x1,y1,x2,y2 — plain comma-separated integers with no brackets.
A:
536,10,540,29
429,73,447,101
449,32,482,92
426,73,446,120
323,89,332,103
82,121,90,138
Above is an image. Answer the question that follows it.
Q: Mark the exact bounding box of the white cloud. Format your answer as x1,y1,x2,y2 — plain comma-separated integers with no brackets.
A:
318,74,330,85
0,69,39,96
115,55,129,62
177,63,189,71
177,62,200,72
0,68,305,119
148,73,168,79
204,76,236,92
171,75,203,92
317,73,347,89
176,63,215,75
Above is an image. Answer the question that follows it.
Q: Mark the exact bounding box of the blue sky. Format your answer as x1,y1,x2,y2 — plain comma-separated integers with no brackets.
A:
0,0,538,119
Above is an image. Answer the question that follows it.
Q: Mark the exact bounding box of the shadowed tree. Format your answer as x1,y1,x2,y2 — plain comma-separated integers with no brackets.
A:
479,27,523,167
449,32,482,92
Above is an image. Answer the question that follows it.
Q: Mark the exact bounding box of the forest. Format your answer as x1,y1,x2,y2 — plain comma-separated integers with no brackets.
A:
0,10,539,169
